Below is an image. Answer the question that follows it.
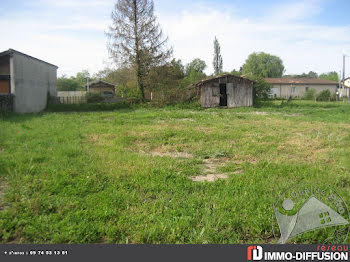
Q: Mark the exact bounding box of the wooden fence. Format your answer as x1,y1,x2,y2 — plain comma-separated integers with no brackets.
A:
58,96,86,104
57,91,87,104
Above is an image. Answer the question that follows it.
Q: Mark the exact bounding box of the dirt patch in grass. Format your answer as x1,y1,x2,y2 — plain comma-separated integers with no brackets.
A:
253,112,269,116
283,113,301,117
191,174,229,182
190,158,244,182
151,151,193,158
87,134,116,146
176,118,195,122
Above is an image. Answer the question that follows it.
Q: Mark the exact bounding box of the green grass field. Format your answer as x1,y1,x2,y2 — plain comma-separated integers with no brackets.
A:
1,100,350,244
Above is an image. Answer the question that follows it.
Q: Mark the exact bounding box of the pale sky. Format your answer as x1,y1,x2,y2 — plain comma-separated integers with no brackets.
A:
1,0,350,77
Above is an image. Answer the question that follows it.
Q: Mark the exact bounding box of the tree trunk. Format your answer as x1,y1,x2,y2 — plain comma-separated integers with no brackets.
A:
133,0,145,101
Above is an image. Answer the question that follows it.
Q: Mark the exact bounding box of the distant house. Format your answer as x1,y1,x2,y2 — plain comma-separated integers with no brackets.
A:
0,49,57,113
343,77,350,88
196,74,254,108
87,80,115,97
339,77,350,98
265,78,338,99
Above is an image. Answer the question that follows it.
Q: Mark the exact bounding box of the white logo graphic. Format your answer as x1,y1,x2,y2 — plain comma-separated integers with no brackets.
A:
247,246,263,261
272,184,350,244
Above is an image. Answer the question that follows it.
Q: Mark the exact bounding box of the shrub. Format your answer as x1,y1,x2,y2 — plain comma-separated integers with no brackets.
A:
331,93,337,102
303,89,316,100
316,90,331,101
86,92,104,103
246,76,271,103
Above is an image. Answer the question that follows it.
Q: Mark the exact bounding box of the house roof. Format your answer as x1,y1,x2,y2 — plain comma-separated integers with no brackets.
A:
0,49,58,68
87,80,116,88
195,73,255,87
265,78,338,85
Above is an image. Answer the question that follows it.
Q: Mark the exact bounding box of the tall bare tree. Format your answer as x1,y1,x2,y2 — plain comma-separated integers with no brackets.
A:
213,36,223,75
107,0,172,100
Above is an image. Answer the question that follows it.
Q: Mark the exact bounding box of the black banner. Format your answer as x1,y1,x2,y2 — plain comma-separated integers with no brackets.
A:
0,244,349,262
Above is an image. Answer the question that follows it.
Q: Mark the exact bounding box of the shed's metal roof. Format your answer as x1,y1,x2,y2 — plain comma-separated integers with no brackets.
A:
87,80,116,87
195,73,255,87
0,49,58,68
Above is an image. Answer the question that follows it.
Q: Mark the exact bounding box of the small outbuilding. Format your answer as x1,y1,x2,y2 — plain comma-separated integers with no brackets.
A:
87,80,116,97
0,49,58,113
196,74,254,108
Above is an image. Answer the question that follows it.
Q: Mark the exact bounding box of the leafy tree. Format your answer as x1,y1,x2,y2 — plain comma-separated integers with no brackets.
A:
94,66,138,97
305,71,318,78
284,71,318,79
242,52,285,78
169,59,185,79
181,58,207,86
213,36,223,75
319,71,339,82
294,71,318,78
76,70,91,88
185,58,207,76
107,0,172,100
57,76,80,91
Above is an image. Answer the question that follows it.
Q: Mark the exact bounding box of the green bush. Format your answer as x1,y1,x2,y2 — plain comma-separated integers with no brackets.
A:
316,90,331,102
246,76,271,103
331,93,337,102
303,89,316,100
86,92,104,103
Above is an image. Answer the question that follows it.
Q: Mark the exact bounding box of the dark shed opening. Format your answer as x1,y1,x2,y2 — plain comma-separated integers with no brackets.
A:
219,83,227,106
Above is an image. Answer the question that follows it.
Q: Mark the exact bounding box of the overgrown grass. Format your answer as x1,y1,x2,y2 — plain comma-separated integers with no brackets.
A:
1,100,350,243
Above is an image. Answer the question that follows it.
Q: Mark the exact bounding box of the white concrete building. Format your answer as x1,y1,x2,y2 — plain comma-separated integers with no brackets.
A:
339,77,350,98
0,49,58,113
265,78,338,99
344,78,350,88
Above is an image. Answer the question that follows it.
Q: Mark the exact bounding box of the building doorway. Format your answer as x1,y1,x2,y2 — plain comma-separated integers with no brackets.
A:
219,83,227,106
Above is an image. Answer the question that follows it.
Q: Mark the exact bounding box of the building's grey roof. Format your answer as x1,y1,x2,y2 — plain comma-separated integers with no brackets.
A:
87,80,116,88
195,73,255,87
265,78,338,85
0,49,58,68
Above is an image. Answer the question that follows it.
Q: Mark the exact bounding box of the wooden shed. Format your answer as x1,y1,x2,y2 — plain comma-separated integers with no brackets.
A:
196,74,254,108
87,80,116,97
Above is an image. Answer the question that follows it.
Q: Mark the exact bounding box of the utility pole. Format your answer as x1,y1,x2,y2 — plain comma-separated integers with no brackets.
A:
343,54,346,81
343,53,350,81
343,53,350,98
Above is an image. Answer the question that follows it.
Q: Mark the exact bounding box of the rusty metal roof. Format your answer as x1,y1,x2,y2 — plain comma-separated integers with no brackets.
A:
265,78,338,85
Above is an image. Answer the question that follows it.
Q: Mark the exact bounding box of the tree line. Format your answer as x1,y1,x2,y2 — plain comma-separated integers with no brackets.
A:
57,0,340,103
